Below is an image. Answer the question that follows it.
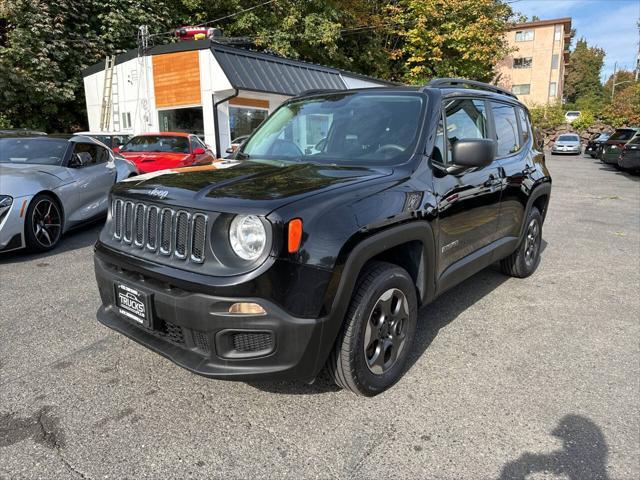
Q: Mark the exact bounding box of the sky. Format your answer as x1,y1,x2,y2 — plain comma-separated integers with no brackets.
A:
512,0,640,81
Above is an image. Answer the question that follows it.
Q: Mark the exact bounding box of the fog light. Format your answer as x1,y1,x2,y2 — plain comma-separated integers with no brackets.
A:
228,302,266,315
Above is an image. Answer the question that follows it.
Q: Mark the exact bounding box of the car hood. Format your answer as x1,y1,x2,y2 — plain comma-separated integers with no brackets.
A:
0,163,71,197
119,152,191,163
112,160,393,215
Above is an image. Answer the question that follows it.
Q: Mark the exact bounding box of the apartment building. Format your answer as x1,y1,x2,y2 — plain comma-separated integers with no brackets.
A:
497,17,572,105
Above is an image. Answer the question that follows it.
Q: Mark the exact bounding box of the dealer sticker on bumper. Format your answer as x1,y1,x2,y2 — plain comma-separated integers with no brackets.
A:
115,283,149,326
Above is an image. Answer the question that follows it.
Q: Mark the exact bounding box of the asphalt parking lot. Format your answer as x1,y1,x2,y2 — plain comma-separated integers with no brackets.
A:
1,153,638,479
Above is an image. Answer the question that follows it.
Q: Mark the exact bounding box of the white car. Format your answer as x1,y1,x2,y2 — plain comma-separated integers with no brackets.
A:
565,111,581,123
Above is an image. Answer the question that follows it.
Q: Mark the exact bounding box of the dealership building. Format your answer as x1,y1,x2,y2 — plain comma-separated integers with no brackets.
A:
82,40,392,156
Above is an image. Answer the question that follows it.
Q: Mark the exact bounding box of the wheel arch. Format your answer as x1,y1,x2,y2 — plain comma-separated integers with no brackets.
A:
312,221,437,376
518,181,551,242
27,190,66,231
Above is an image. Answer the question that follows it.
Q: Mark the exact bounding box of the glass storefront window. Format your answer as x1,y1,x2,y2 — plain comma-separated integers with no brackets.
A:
158,107,204,137
229,107,269,141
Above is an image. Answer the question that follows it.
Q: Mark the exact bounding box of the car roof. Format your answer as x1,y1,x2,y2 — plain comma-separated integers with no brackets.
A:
75,131,132,135
132,132,192,137
294,85,527,109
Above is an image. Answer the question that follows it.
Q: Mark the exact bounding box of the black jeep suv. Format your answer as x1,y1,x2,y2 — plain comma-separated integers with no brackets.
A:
94,79,551,396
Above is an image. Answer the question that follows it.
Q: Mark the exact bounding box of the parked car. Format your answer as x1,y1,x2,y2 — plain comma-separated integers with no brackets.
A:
75,131,132,149
94,79,551,396
585,132,611,158
0,134,138,253
617,135,640,172
225,135,250,154
551,133,581,154
0,129,47,136
114,132,215,173
565,111,581,123
600,128,640,164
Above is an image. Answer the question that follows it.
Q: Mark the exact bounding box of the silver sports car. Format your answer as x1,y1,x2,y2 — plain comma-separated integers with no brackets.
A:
0,135,138,252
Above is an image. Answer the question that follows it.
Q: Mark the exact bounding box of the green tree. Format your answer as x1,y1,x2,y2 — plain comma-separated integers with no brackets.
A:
0,0,175,131
389,0,515,83
603,69,636,102
564,38,605,104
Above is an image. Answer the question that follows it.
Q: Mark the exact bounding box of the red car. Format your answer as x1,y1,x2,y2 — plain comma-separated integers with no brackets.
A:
114,132,215,174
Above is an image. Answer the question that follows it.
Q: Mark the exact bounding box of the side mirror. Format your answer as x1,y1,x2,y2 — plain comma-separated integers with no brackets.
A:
193,147,206,155
225,147,235,154
451,139,496,168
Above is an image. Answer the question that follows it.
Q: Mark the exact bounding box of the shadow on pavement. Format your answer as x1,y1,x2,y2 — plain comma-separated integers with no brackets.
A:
593,160,639,181
500,414,610,480
0,221,102,265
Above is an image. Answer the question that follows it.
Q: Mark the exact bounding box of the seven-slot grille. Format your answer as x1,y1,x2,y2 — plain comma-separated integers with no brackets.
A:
111,199,208,263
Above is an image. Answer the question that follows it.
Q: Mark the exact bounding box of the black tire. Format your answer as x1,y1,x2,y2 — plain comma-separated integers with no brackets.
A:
24,193,63,252
328,261,418,396
500,207,543,278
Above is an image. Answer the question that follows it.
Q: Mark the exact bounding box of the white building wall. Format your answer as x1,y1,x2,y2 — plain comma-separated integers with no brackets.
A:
83,56,156,134
341,75,389,89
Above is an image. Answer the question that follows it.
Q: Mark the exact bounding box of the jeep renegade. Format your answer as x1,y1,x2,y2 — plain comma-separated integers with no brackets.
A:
94,78,551,396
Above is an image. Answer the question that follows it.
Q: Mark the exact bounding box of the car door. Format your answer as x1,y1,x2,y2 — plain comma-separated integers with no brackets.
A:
492,102,530,240
431,97,503,279
64,142,117,223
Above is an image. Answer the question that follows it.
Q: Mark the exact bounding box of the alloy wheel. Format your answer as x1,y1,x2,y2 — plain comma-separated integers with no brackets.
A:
31,199,62,248
524,218,540,267
363,288,409,375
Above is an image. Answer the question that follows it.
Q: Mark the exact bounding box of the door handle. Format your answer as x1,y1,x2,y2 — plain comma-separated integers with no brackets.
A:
484,174,496,187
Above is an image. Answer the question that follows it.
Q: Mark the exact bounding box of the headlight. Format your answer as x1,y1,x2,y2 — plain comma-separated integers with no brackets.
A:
229,215,267,261
0,195,13,220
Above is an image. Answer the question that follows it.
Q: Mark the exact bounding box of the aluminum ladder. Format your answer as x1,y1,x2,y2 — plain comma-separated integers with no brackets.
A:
99,55,117,131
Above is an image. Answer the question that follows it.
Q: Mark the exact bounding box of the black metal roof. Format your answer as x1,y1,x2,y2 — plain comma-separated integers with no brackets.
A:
210,44,346,96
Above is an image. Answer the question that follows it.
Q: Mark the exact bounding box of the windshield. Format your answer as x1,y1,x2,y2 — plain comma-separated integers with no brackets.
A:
239,92,425,166
609,129,636,141
0,138,68,165
121,135,190,154
558,135,579,141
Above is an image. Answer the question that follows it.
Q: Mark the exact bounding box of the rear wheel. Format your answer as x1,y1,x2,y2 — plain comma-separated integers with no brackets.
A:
328,261,417,396
500,207,542,278
24,194,63,252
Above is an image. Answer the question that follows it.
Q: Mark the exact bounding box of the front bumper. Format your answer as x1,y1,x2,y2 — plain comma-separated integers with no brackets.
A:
551,146,581,154
0,196,29,252
94,249,328,381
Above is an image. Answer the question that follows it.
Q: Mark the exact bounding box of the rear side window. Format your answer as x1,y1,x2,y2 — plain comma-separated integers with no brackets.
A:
491,102,520,157
609,129,636,141
517,108,531,145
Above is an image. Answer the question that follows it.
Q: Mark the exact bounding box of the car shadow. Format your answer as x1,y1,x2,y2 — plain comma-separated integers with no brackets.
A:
593,160,640,181
500,414,610,479
0,221,103,265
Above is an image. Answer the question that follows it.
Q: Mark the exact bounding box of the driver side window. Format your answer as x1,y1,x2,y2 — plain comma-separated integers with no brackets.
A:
445,98,488,144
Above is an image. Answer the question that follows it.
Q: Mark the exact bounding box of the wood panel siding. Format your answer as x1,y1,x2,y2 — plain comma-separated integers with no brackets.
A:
153,51,201,108
229,97,269,109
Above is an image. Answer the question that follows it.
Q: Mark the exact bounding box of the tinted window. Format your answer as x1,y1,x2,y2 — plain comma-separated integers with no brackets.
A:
491,102,520,157
627,136,640,145
0,138,68,165
609,129,636,141
241,92,425,166
445,99,488,143
73,143,103,165
121,135,190,153
517,108,531,145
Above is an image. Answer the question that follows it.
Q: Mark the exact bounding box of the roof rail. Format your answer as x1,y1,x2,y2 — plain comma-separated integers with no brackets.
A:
425,78,518,99
293,88,343,98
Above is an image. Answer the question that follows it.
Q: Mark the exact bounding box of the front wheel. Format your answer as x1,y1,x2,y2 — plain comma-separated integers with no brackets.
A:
24,194,63,252
500,207,543,278
328,261,417,396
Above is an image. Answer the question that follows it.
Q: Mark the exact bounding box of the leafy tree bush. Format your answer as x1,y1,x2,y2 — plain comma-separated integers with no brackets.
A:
600,82,640,127
528,102,565,130
571,110,595,131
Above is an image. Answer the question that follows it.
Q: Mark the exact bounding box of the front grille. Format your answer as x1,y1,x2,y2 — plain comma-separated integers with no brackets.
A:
193,330,210,352
111,199,208,264
164,322,185,344
232,332,273,353
175,211,189,259
134,204,145,247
